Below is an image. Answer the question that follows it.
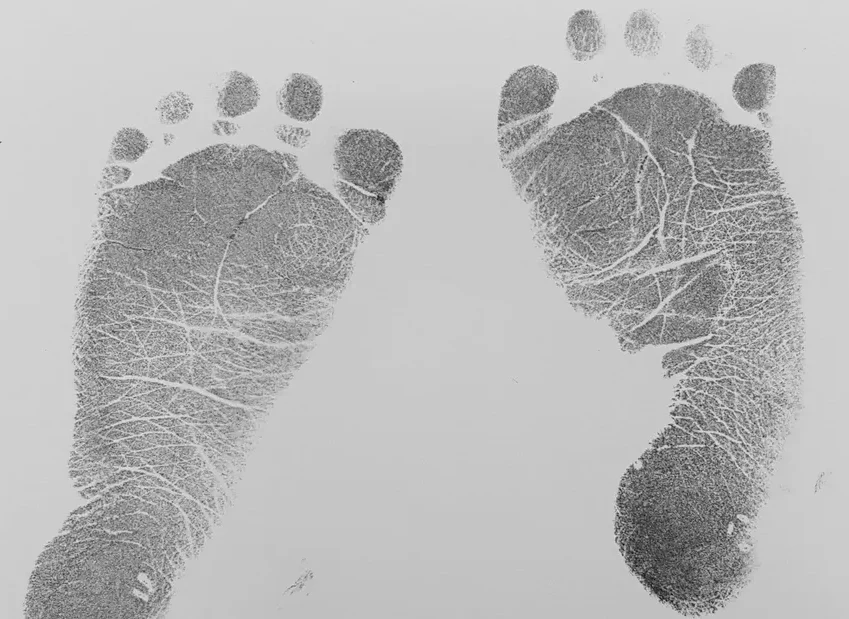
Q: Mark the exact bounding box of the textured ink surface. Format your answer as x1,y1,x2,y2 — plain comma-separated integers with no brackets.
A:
110,128,150,163
275,124,312,148
212,120,240,136
156,91,193,125
685,25,714,71
498,65,559,128
99,165,133,192
733,63,777,112
498,21,802,617
24,72,403,619
216,71,261,118
282,559,315,598
278,73,324,122
565,10,606,62
333,129,404,225
624,10,662,57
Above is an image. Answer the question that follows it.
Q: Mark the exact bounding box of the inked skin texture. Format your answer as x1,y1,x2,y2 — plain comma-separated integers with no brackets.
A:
624,10,663,58
277,73,323,122
156,92,193,125
24,73,402,619
109,128,150,163
733,63,777,112
216,70,261,117
685,25,714,72
499,60,802,615
565,10,606,62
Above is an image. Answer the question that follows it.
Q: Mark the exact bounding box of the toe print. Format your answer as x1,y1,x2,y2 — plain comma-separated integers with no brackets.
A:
333,128,404,224
24,70,403,619
565,10,606,61
275,124,311,148
109,127,150,163
156,91,194,125
498,11,802,617
275,72,324,149
278,72,323,122
157,91,194,146
685,25,715,71
98,165,133,193
208,71,262,136
216,70,261,118
211,120,240,136
624,9,662,57
733,63,777,112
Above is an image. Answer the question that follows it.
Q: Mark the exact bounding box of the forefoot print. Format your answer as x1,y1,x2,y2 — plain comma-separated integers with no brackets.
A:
499,11,801,616
25,70,403,619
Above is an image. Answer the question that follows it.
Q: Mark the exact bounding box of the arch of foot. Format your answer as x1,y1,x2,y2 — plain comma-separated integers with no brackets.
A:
275,72,324,149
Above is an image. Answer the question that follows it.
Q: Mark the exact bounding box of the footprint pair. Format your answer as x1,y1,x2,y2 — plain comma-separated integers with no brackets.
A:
25,9,802,619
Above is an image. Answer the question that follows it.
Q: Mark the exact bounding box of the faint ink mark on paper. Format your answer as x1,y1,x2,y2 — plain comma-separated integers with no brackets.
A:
814,471,832,494
283,559,314,598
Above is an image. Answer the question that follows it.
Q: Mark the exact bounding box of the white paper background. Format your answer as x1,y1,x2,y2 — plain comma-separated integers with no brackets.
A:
1,1,846,617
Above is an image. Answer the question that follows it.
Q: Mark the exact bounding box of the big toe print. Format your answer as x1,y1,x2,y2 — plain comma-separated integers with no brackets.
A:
498,10,802,617
24,70,403,619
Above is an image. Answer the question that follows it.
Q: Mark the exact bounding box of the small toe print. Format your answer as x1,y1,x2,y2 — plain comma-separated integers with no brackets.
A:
98,165,132,191
156,91,193,125
566,10,606,61
278,73,323,122
334,129,403,197
733,63,776,111
625,10,662,57
686,25,714,71
212,120,239,136
275,124,311,148
217,70,260,117
109,127,149,162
